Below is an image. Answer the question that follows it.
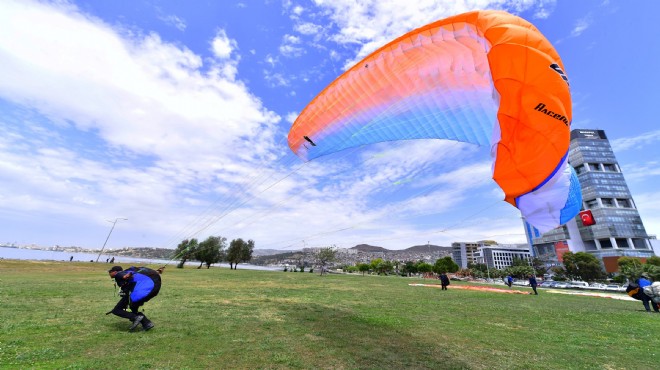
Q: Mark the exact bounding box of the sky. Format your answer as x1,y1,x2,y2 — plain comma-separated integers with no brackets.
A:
2,0,660,252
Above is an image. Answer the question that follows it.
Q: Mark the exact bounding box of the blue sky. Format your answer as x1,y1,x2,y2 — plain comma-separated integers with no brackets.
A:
1,0,659,251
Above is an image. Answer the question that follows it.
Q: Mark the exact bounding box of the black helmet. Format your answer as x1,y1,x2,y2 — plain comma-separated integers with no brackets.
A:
108,266,123,273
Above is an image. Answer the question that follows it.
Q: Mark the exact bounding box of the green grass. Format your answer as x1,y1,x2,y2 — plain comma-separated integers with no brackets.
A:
0,260,658,369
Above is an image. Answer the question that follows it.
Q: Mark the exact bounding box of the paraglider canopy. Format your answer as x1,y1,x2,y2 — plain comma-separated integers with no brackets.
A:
288,10,581,232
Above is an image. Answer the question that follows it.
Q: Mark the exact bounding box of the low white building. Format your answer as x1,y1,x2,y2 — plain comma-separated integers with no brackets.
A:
476,244,531,270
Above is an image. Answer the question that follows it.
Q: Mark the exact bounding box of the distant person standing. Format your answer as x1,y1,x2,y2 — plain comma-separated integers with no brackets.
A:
69,256,73,262
439,273,450,290
506,275,513,288
528,274,538,295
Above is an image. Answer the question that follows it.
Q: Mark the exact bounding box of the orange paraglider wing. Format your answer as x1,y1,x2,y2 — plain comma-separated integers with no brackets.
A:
288,10,580,232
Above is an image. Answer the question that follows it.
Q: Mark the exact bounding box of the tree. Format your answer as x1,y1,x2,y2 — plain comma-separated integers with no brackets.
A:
618,256,660,282
370,258,383,272
503,265,534,279
416,262,433,274
195,236,226,269
511,256,530,267
226,238,254,269
433,256,459,274
401,261,417,277
374,260,394,275
314,246,337,276
174,238,198,268
467,262,488,278
647,256,660,267
357,263,370,276
531,257,550,277
562,252,606,282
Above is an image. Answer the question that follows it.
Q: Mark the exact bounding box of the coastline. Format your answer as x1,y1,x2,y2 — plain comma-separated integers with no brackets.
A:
0,246,281,271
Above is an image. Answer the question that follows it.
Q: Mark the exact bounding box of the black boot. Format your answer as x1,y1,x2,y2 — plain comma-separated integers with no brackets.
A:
141,316,155,331
129,314,144,331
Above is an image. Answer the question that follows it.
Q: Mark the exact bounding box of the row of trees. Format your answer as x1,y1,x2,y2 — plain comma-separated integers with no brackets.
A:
173,238,659,283
174,237,254,269
616,256,660,282
342,256,461,276
344,252,660,283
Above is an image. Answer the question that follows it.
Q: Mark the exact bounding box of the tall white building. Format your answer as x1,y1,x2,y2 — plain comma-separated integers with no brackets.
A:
525,129,655,273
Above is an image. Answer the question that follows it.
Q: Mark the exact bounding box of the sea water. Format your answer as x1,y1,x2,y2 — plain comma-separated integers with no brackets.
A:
0,246,280,271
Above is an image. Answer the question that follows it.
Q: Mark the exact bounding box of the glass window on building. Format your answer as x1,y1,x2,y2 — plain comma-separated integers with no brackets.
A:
600,239,614,249
603,163,617,172
588,163,600,171
583,240,598,251
585,199,598,209
632,239,649,249
615,238,629,248
616,198,631,208
601,198,615,207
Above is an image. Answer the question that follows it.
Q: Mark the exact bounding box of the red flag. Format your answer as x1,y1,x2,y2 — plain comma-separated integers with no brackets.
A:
579,210,595,226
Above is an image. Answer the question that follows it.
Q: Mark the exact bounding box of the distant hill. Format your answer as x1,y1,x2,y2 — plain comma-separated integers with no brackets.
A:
350,244,390,253
253,249,296,257
405,245,452,253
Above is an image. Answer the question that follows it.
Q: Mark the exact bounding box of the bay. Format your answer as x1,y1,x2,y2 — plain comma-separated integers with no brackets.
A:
0,246,281,271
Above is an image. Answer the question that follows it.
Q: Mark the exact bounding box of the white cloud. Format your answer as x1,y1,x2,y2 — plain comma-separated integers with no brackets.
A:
294,22,322,35
620,161,660,182
0,0,550,250
279,34,305,57
633,192,660,237
611,130,660,152
0,0,283,246
159,14,187,31
310,0,556,69
210,29,237,59
571,15,592,37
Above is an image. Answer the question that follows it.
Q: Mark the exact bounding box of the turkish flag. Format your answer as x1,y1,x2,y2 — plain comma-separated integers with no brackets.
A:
579,210,595,226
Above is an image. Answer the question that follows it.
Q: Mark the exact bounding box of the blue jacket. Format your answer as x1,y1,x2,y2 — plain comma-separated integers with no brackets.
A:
115,267,161,303
638,277,652,289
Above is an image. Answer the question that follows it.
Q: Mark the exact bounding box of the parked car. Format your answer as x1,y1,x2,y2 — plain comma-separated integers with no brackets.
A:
554,282,569,288
589,283,608,290
605,284,623,291
568,281,590,289
512,280,530,287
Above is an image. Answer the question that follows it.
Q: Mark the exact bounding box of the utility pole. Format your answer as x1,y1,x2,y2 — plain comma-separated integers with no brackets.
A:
95,217,127,262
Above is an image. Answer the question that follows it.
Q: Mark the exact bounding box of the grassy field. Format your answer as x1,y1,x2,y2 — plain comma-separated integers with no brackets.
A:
0,260,658,369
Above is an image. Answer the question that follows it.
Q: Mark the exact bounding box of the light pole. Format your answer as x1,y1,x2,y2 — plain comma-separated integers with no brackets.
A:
95,217,128,262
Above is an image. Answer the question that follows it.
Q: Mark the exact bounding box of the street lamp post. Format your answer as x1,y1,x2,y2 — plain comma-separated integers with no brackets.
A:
95,217,128,262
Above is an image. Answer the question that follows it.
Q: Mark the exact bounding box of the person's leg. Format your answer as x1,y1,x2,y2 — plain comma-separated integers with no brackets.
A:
533,286,538,295
128,301,145,330
641,294,659,312
141,315,154,330
111,296,139,321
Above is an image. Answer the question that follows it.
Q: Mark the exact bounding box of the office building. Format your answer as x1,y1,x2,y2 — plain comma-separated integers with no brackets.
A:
452,242,483,269
526,129,655,272
476,244,532,270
